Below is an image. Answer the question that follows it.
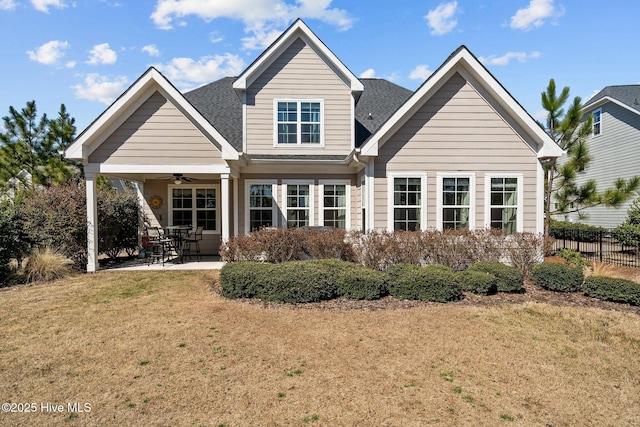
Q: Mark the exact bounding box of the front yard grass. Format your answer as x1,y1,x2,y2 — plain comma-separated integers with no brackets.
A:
1,270,639,426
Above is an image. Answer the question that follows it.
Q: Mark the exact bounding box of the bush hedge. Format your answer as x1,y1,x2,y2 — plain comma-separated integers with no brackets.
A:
336,264,387,300
387,264,462,303
531,262,583,292
455,270,497,295
583,276,640,306
549,221,603,243
467,262,523,293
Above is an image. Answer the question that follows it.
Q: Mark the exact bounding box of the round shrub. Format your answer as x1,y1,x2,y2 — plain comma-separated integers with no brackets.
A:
531,262,583,292
264,261,338,303
336,264,387,300
583,276,640,306
220,262,273,299
387,264,461,303
455,270,497,295
468,262,524,293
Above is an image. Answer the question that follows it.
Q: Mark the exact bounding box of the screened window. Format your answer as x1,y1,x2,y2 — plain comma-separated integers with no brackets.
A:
322,184,347,229
442,177,470,230
276,100,322,145
489,177,518,233
285,184,311,228
593,109,601,135
393,177,421,231
248,184,275,231
171,186,217,231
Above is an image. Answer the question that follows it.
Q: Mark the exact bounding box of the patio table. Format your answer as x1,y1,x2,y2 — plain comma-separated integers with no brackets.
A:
164,225,192,263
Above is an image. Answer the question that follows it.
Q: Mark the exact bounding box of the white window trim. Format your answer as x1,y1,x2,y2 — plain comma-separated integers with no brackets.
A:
484,173,524,233
592,108,602,136
436,172,476,231
168,184,220,235
319,179,351,230
387,173,428,232
273,99,325,147
245,179,278,234
282,180,315,228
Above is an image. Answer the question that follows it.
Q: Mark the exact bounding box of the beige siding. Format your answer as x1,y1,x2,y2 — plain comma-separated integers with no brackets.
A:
143,179,222,254
238,174,359,235
374,73,539,232
246,38,353,155
89,92,225,165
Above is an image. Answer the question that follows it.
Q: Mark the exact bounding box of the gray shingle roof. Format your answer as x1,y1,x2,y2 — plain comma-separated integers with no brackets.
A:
584,85,640,113
183,77,413,153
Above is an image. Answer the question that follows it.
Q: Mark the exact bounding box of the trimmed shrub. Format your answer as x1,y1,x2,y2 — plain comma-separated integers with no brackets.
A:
219,262,273,299
531,262,583,292
24,247,73,283
455,270,497,295
300,228,350,260
468,262,523,293
504,232,543,278
387,264,462,303
549,220,603,243
263,260,338,303
336,264,387,300
611,223,640,248
583,276,640,306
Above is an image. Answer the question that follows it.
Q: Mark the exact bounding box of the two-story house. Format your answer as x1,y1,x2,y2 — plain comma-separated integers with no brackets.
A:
561,85,640,227
65,19,562,272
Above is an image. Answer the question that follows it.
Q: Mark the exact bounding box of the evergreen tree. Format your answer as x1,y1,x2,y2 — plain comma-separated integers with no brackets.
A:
541,79,639,235
0,101,79,188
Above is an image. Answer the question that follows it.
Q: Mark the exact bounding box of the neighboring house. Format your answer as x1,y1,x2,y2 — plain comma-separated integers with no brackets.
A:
561,85,640,227
65,19,562,272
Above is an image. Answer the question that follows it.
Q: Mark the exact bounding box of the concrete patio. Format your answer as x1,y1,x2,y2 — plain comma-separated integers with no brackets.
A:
101,255,225,271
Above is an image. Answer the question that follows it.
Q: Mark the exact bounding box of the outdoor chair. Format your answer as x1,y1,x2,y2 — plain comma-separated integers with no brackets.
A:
183,226,203,262
145,227,172,266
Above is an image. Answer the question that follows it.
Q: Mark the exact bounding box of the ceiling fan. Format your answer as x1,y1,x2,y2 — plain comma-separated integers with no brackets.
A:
156,173,198,185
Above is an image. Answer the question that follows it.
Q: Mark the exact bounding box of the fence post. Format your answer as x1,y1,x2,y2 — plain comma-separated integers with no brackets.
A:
599,229,603,263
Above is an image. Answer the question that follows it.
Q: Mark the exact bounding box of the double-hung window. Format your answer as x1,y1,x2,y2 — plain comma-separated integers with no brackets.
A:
169,185,218,232
320,180,350,229
275,100,323,145
592,108,602,135
283,181,313,228
437,173,475,230
246,181,277,232
485,174,523,233
389,175,426,231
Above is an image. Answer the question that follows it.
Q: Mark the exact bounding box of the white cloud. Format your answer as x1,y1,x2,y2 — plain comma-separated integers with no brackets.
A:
409,64,432,80
30,0,67,13
87,43,117,65
359,68,376,79
150,0,353,50
510,0,564,31
72,73,128,104
478,51,541,66
27,40,70,65
65,60,76,68
142,44,161,57
154,54,245,89
533,109,548,121
0,0,17,10
209,31,224,43
425,1,458,36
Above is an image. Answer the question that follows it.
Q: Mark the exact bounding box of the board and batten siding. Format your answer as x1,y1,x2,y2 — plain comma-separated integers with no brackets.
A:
563,103,640,227
245,38,353,156
89,92,225,165
373,72,539,231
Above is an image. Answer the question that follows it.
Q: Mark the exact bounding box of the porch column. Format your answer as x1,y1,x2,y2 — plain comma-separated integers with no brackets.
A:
86,172,99,272
233,177,238,237
221,174,230,242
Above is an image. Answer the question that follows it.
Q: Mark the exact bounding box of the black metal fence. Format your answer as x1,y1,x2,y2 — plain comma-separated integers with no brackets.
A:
553,229,640,267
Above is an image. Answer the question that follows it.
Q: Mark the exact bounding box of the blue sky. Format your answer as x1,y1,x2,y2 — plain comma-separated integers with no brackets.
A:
1,0,638,133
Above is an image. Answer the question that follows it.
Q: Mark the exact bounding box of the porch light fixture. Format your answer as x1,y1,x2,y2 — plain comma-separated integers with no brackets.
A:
174,178,182,185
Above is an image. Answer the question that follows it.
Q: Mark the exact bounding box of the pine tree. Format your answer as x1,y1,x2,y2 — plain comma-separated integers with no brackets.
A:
542,79,639,235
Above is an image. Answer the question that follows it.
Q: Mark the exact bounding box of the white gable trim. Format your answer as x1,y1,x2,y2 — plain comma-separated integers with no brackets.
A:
360,47,562,160
232,19,364,95
584,96,640,118
65,68,239,162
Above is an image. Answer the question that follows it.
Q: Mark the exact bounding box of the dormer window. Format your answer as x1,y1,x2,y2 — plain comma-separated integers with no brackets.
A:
275,100,323,145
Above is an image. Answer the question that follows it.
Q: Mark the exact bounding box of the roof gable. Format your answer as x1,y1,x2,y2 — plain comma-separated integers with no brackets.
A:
232,19,363,97
583,85,640,117
359,46,562,159
66,68,239,161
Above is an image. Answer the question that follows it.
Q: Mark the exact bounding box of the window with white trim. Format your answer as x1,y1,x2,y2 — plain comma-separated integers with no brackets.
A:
393,177,422,231
169,185,218,232
275,100,323,145
437,173,475,230
247,182,276,232
283,181,313,228
593,108,601,135
485,174,523,233
320,181,350,229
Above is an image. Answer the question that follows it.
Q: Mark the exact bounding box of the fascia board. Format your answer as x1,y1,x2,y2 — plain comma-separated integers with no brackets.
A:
584,96,640,118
